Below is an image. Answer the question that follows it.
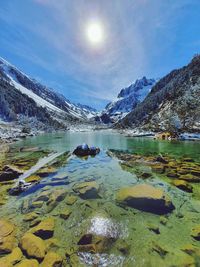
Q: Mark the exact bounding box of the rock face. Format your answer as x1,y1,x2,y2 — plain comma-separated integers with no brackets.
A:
116,184,175,214
103,76,156,123
117,55,200,132
20,233,46,261
73,144,100,157
30,218,55,239
73,181,100,199
0,165,23,182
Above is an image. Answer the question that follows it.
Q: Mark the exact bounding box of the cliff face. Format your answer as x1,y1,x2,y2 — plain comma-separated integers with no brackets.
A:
117,55,200,133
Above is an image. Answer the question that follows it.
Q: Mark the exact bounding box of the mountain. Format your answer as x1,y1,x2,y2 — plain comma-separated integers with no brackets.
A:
97,76,156,123
117,55,200,133
0,57,97,133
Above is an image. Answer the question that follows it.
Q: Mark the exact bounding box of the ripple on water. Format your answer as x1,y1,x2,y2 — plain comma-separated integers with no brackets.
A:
87,216,129,239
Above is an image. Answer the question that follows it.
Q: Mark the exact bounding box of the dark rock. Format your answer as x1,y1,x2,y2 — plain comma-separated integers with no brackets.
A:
0,165,23,182
73,144,100,157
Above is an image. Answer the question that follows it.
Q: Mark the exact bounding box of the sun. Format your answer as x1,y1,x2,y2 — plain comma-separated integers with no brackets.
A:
86,22,104,46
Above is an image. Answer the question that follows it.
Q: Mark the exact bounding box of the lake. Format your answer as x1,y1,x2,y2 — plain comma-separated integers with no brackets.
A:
0,130,200,266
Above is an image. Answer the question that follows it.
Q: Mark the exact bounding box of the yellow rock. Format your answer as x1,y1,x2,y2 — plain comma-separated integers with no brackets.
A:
0,247,22,265
30,217,55,239
73,181,99,199
191,225,200,240
0,233,16,254
0,220,14,237
116,184,174,214
16,259,39,267
20,233,46,261
65,195,77,205
41,251,62,267
172,179,193,192
45,238,60,250
25,175,41,183
23,212,39,222
31,201,44,209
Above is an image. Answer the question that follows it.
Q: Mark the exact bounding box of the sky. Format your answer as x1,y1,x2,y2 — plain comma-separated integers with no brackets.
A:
0,0,200,110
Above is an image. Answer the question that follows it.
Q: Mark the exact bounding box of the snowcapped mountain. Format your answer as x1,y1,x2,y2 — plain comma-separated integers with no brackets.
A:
98,76,156,123
117,55,200,133
0,57,97,126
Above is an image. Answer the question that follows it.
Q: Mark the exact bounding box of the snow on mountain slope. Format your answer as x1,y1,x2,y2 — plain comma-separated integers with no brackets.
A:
96,76,157,123
106,76,156,114
0,57,96,120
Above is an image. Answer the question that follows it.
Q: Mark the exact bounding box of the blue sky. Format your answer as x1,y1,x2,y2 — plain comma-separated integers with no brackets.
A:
0,0,200,110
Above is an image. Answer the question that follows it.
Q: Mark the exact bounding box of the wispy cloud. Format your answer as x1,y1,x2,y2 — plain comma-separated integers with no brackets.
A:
0,0,199,108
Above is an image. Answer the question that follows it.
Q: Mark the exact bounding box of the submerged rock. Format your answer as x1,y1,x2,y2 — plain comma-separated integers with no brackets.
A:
9,180,38,196
73,181,100,199
59,209,72,220
41,251,62,267
116,184,175,214
0,165,23,182
16,259,39,267
73,144,100,157
30,217,55,239
0,220,16,254
20,233,46,261
191,225,200,240
172,179,193,193
0,247,22,265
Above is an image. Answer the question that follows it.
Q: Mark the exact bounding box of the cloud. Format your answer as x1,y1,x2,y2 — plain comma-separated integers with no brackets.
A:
0,0,199,108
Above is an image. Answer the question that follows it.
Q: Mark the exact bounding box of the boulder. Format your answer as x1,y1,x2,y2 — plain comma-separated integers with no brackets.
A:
73,181,100,199
41,252,62,267
179,174,200,182
0,165,23,182
116,184,174,214
20,233,46,261
25,175,41,183
0,247,22,265
37,166,57,178
59,209,72,220
73,144,100,157
16,259,39,267
23,212,39,222
0,220,14,237
65,195,77,205
191,225,200,240
172,180,193,193
0,220,16,254
30,218,55,239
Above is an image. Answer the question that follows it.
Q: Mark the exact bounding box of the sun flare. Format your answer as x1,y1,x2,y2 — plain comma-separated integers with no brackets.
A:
86,22,104,46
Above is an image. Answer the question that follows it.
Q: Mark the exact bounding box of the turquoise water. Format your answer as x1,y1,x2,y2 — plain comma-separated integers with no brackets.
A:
1,130,200,266
13,130,200,160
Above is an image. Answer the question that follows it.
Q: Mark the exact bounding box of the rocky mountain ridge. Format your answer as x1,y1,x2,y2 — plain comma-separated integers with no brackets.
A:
117,55,200,133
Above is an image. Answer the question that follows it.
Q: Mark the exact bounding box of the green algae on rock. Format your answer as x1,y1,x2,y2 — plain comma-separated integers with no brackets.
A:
30,217,55,240
20,233,46,261
73,181,100,199
116,184,175,214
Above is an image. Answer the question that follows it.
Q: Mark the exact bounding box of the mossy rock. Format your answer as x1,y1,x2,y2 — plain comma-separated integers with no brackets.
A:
172,179,193,193
116,184,175,214
30,217,55,240
25,175,41,183
73,181,100,199
20,233,46,261
40,251,62,267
